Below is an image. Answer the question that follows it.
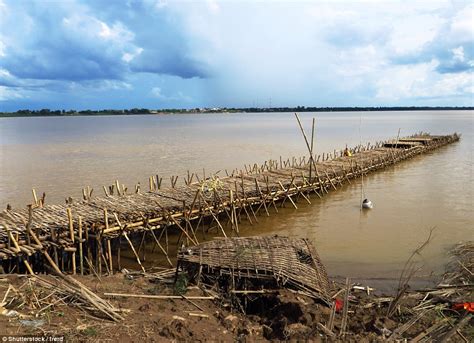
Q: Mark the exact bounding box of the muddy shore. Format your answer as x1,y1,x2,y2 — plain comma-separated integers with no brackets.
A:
0,241,472,342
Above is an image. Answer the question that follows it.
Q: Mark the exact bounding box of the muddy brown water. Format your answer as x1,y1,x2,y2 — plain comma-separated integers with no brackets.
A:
0,111,472,282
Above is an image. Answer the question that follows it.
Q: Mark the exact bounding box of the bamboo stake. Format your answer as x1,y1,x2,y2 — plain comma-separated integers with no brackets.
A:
278,181,298,209
29,226,63,275
324,171,338,191
254,179,270,216
32,188,38,206
115,180,121,196
123,232,145,273
155,201,198,245
85,256,101,280
96,235,102,276
79,216,83,275
230,189,239,234
67,208,76,275
148,226,173,267
107,239,113,275
4,224,34,274
196,195,227,238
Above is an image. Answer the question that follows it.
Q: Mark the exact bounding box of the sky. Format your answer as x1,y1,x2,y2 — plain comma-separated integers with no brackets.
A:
0,0,473,111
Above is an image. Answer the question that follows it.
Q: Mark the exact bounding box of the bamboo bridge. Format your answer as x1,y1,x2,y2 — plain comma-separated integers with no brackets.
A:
0,133,460,275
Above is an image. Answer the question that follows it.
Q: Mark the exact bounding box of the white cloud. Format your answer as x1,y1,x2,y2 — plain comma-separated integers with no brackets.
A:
0,85,25,101
69,80,133,91
388,14,443,56
0,40,5,57
62,15,134,45
206,0,220,14
335,45,381,77
98,21,134,42
151,86,164,98
452,46,465,62
0,68,14,82
150,87,192,102
449,4,474,41
375,60,473,102
144,0,168,11
122,47,143,63
0,0,7,14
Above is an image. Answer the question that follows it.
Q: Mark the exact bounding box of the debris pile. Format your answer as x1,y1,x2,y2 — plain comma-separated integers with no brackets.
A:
0,274,123,323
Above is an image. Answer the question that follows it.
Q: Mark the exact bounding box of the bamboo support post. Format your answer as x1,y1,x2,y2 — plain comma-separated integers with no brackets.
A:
67,208,76,275
107,239,113,275
78,216,83,275
155,201,198,245
115,180,121,196
32,188,38,206
123,232,145,273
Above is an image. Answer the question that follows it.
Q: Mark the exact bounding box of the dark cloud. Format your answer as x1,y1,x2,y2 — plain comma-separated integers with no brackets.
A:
83,0,211,79
130,50,210,78
436,59,473,74
4,51,127,82
391,41,473,74
0,0,210,84
1,0,472,110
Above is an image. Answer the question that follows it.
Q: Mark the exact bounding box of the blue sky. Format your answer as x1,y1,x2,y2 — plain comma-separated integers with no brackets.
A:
0,0,472,111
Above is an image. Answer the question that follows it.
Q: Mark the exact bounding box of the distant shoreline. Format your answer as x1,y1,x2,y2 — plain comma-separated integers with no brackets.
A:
0,106,472,118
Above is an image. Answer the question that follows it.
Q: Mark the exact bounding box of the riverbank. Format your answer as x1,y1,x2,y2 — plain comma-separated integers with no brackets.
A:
0,241,472,342
1,107,473,118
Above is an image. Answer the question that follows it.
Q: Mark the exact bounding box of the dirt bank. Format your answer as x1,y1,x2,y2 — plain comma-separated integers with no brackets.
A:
0,241,472,342
0,272,472,342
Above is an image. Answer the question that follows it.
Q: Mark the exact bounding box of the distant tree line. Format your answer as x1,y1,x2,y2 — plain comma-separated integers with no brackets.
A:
2,108,152,117
231,106,474,113
0,106,472,117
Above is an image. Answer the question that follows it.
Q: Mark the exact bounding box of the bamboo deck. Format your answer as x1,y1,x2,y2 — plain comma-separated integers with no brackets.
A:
0,133,460,275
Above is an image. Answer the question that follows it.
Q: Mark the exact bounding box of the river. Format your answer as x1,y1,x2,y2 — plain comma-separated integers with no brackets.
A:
0,111,472,280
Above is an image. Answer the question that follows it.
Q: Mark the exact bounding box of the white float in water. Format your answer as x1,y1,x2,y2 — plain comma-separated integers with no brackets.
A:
362,199,373,209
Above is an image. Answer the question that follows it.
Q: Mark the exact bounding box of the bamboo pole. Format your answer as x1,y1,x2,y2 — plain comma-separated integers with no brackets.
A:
78,216,83,275
148,226,173,267
155,201,198,245
28,226,63,275
115,180,121,196
112,212,145,272
32,189,38,206
5,224,34,274
278,181,298,209
123,232,145,273
104,293,214,300
67,208,76,275
309,117,315,182
197,194,227,238
107,239,113,275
